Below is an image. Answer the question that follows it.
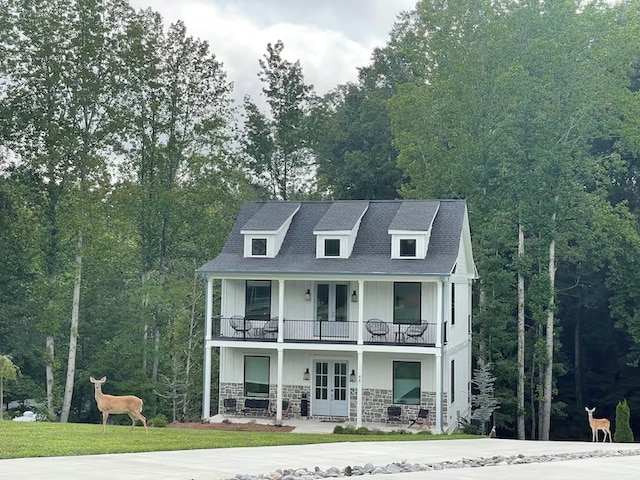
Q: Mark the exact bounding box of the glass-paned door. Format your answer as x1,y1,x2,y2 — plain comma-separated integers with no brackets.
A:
312,361,348,417
315,283,349,338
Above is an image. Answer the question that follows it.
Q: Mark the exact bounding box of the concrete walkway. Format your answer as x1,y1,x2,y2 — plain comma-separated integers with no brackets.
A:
2,417,640,480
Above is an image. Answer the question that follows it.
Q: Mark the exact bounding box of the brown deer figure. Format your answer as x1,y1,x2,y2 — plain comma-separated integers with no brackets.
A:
90,376,148,433
584,406,611,442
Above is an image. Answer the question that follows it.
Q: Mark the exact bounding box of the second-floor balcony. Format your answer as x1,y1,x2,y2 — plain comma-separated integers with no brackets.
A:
210,316,438,347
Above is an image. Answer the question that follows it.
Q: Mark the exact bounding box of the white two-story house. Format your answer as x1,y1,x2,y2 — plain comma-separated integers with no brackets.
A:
198,199,477,431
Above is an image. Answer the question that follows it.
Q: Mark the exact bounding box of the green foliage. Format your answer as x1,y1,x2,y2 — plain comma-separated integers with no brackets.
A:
149,414,168,428
614,399,634,442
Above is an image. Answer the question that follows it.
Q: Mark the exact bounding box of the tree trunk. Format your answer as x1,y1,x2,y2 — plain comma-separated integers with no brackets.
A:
45,336,55,419
182,269,199,420
541,218,556,440
574,316,582,410
59,229,83,423
517,222,526,440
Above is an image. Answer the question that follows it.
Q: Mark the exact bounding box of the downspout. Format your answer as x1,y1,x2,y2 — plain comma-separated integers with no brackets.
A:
440,275,447,433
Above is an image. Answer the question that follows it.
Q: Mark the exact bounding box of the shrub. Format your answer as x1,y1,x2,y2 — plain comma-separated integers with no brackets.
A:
614,399,634,442
333,425,344,434
149,414,168,428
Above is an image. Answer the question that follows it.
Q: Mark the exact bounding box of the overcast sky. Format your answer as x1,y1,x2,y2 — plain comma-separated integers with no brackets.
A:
129,0,416,105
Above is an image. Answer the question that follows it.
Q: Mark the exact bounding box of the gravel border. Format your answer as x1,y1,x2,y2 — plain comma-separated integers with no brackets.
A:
230,448,640,479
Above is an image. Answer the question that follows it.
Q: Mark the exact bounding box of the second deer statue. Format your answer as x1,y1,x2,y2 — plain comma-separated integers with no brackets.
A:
584,406,611,442
90,376,148,434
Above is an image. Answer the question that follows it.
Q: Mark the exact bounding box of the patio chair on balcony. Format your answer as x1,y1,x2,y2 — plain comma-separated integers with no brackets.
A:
262,316,279,338
230,315,251,337
404,323,428,343
366,319,389,341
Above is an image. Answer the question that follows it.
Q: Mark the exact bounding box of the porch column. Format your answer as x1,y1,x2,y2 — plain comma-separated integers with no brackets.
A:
276,347,284,420
436,277,446,433
278,279,285,342
202,275,214,420
356,350,363,427
357,280,364,345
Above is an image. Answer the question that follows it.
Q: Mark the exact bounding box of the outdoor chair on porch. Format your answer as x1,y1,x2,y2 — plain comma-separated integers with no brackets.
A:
223,398,237,415
366,319,389,341
269,399,292,419
262,316,279,338
230,315,251,337
387,406,402,424
408,408,429,429
404,323,428,343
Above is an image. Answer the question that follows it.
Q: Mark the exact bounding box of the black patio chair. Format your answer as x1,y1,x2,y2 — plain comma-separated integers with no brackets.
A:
262,316,279,338
387,406,402,424
366,319,389,341
404,323,428,342
223,398,237,415
408,408,430,429
230,315,251,337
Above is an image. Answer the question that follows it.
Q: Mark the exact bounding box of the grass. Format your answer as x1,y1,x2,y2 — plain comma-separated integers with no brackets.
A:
0,421,478,459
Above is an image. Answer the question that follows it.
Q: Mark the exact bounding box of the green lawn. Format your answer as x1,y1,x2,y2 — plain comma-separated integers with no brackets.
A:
0,421,477,459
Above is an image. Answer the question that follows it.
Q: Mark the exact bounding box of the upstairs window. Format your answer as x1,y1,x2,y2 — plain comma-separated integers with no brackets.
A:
251,238,267,256
324,239,340,257
394,282,421,324
400,239,417,257
245,280,271,321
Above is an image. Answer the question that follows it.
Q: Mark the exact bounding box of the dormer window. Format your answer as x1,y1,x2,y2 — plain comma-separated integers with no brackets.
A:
400,239,417,257
251,238,267,256
325,239,340,257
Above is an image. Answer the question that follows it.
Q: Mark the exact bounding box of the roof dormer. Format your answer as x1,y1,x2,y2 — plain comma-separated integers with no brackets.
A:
241,202,300,258
389,201,440,259
314,201,368,259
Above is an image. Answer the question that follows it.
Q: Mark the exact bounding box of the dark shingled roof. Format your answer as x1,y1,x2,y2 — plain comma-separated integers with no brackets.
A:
314,201,369,232
198,200,467,277
241,202,301,231
389,201,439,231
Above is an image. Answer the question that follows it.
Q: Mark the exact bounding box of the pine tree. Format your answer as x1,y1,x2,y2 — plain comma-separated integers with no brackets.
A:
614,399,634,442
471,358,500,435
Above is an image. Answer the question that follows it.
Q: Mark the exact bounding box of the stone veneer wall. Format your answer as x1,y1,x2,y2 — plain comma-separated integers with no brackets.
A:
219,382,447,427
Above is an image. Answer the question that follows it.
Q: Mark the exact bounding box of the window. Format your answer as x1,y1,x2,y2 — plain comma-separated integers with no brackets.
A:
450,359,455,404
393,361,420,405
244,356,269,397
245,280,271,321
399,238,416,257
324,238,340,256
393,282,421,324
451,283,455,326
251,238,267,256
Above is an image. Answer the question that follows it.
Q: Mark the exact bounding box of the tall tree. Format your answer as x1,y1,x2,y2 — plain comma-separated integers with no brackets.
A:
242,40,314,200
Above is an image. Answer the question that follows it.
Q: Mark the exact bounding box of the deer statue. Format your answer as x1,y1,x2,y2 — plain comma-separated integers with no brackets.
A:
584,406,611,442
90,376,148,434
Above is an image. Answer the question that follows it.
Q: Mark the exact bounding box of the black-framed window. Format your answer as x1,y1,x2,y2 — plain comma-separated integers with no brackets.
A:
324,238,340,256
450,359,455,403
251,238,267,256
245,280,271,321
244,356,269,397
451,283,455,325
400,238,417,257
393,361,420,405
393,282,421,324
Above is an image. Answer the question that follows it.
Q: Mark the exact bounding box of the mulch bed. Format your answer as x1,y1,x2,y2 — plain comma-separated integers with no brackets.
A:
167,421,296,433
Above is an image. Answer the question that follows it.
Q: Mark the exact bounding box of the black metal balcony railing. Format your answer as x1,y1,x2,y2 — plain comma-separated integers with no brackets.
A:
210,316,437,347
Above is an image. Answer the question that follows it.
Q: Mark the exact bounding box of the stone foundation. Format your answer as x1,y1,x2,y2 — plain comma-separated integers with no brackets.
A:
219,382,444,426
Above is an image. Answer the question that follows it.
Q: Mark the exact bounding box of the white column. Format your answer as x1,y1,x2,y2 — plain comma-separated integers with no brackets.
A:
202,276,214,420
278,279,285,342
435,352,443,433
356,350,363,428
357,280,364,345
276,347,284,420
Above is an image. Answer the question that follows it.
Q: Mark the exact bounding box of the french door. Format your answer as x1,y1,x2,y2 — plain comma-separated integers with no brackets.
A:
312,361,349,417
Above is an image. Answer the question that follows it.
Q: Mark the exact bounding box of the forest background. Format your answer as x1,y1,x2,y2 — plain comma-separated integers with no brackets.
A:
2,0,640,441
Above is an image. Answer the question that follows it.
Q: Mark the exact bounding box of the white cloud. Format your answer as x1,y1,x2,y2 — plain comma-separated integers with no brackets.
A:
129,0,415,104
